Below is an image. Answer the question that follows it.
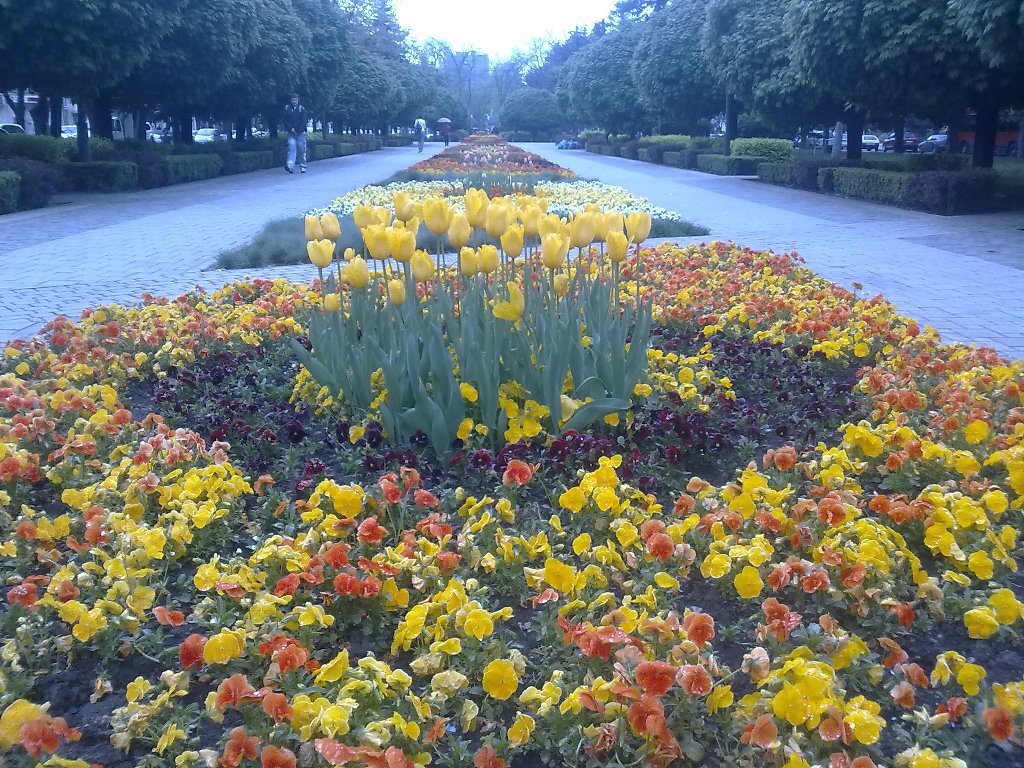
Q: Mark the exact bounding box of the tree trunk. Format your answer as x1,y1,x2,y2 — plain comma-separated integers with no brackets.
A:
972,103,998,168
832,121,845,159
268,117,278,140
235,116,246,144
845,112,865,160
4,88,28,128
76,104,90,161
32,95,49,136
179,113,194,145
135,111,147,141
49,97,62,137
894,115,905,153
723,92,739,155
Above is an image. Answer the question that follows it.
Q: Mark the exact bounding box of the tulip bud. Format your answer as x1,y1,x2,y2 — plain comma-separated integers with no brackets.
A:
485,202,512,238
344,257,370,289
374,206,392,226
448,213,473,250
560,395,579,422
602,212,624,242
500,224,524,260
307,239,334,269
304,215,323,241
519,205,542,237
323,293,340,312
569,212,596,249
465,189,489,229
319,213,341,241
606,231,628,264
538,213,566,239
393,191,415,222
388,227,416,264
344,247,356,261
362,225,391,261
625,211,652,245
411,250,435,282
553,274,569,298
405,216,422,240
478,244,500,274
387,279,406,306
460,247,479,277
423,198,453,235
541,233,568,270
353,204,375,230
583,203,601,214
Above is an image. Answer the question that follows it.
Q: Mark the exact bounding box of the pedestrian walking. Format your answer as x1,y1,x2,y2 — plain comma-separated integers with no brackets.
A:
283,92,308,173
440,121,451,147
414,117,427,153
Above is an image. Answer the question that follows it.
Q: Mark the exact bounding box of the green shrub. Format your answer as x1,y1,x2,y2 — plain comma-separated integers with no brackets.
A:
637,148,652,163
794,158,862,190
662,151,682,166
310,143,336,160
62,161,138,192
166,154,223,184
757,162,795,186
617,141,640,160
0,157,61,207
731,138,793,164
688,136,720,151
675,149,718,168
0,134,70,163
696,154,759,175
902,169,996,214
579,130,606,145
827,167,907,204
221,151,274,175
637,134,692,148
385,136,413,147
0,171,19,214
335,143,358,156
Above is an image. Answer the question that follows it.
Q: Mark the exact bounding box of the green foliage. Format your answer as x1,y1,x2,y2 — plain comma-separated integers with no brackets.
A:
166,154,224,184
578,130,607,145
730,138,793,163
0,158,62,208
696,154,760,175
662,150,682,166
498,88,565,136
902,170,997,214
826,167,908,204
905,153,970,173
757,162,795,186
0,134,70,164
309,143,337,161
62,161,139,192
221,151,275,175
0,171,19,214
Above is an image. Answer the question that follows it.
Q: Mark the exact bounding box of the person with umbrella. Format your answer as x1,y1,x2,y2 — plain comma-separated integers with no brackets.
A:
438,118,451,147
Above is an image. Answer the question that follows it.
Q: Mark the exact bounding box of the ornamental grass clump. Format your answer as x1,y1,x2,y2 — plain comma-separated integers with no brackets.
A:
292,192,654,455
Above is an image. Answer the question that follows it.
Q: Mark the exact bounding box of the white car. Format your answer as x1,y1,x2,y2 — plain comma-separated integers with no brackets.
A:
193,128,224,144
862,134,880,151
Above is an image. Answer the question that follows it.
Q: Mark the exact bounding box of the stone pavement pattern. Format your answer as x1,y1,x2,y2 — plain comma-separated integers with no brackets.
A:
0,144,446,341
522,144,1024,359
1,141,1022,358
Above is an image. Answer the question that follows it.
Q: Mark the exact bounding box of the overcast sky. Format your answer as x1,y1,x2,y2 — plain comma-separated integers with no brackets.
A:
393,0,618,60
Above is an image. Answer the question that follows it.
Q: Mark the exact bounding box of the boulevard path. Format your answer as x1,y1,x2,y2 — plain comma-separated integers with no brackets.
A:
1,141,1022,358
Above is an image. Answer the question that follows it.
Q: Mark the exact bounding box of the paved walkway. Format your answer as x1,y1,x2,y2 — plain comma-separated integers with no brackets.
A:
0,144,446,342
523,144,1024,358
1,142,1022,358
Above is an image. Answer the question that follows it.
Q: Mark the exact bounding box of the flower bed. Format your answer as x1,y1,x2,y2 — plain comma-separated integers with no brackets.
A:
3,188,1024,768
405,135,575,178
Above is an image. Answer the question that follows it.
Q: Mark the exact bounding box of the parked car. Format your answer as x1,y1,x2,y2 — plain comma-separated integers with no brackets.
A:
882,132,919,152
148,127,173,143
862,134,881,151
918,134,947,153
60,125,79,139
0,124,26,135
193,128,225,144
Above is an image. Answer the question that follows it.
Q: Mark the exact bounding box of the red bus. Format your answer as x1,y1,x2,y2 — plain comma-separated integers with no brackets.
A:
955,111,1020,156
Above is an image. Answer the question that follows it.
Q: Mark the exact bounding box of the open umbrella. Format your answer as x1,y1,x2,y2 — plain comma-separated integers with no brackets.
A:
437,117,452,124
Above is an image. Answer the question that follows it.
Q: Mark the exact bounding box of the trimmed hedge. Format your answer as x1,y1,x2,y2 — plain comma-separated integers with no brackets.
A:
221,151,274,175
309,143,336,161
903,170,996,215
677,149,719,169
0,157,61,208
385,136,413,147
335,143,359,156
731,138,793,164
0,171,19,214
0,134,70,164
166,154,223,184
637,148,652,163
663,151,682,166
757,162,796,186
62,161,138,192
827,167,908,204
697,154,760,175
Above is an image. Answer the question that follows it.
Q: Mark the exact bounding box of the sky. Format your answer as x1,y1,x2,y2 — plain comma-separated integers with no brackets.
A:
393,0,618,60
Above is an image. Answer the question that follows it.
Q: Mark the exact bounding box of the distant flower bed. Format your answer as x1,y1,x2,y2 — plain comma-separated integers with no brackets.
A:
406,135,575,177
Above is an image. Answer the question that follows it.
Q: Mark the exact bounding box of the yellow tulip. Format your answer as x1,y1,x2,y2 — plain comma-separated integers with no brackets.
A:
606,231,628,264
625,211,652,244
422,198,453,235
493,282,524,322
373,206,392,226
304,215,323,241
485,202,513,238
448,212,473,250
465,188,489,228
324,293,340,312
541,233,569,270
460,247,479,277
519,205,542,237
388,226,416,263
345,257,371,289
319,212,341,241
343,247,356,261
500,224,524,259
478,244,500,273
353,204,375,230
411,250,435,282
538,213,567,239
307,239,334,269
569,212,596,249
362,224,391,261
393,191,415,222
602,212,624,242
405,216,422,240
387,279,406,306
554,274,569,297
583,202,600,213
